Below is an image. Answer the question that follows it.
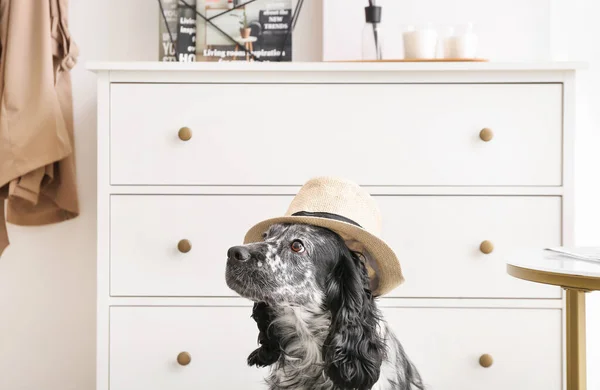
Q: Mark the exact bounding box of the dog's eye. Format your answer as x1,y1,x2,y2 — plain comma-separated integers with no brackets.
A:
291,240,305,253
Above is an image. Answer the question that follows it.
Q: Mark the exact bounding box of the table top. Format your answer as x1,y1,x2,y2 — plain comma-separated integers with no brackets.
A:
235,36,257,43
507,247,600,290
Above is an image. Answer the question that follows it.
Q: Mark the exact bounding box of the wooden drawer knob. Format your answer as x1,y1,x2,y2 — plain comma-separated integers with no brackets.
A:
479,240,494,254
479,128,494,142
479,353,493,368
178,127,192,141
177,351,192,366
178,239,192,253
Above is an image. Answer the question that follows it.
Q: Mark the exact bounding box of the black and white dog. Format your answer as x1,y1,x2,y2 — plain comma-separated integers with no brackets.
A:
226,222,424,390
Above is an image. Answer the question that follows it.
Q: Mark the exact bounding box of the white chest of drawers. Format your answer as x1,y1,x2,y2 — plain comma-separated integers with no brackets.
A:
90,61,579,390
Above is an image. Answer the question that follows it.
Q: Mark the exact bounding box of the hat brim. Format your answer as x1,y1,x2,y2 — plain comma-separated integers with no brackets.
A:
243,215,404,296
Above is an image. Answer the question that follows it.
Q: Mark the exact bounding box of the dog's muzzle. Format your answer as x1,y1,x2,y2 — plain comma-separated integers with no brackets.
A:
227,245,251,262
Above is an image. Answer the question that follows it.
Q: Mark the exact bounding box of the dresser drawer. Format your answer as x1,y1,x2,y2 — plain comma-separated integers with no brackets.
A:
109,194,292,297
108,306,561,390
110,195,560,298
109,306,268,390
382,195,562,299
383,307,562,390
109,83,562,186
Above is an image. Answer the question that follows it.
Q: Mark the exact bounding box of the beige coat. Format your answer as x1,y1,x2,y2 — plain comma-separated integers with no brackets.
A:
0,0,79,256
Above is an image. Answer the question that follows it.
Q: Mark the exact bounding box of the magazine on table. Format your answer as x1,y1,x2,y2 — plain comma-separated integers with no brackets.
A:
544,247,600,263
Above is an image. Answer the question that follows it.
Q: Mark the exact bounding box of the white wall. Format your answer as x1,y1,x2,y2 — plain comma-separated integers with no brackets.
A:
1,1,598,390
0,1,112,389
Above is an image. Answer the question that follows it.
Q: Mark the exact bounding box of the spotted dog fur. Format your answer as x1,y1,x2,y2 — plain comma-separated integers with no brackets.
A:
226,223,425,390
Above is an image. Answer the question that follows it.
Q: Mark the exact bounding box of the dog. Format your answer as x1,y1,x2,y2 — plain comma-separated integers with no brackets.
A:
226,222,424,390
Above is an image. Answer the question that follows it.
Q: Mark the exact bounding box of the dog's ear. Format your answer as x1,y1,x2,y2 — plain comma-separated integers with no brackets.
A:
323,244,386,390
247,302,281,367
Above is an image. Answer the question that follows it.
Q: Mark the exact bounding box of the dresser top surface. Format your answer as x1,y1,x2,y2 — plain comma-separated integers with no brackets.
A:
86,60,585,73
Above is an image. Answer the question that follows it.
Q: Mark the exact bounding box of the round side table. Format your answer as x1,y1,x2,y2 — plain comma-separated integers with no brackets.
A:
234,36,258,61
507,247,600,390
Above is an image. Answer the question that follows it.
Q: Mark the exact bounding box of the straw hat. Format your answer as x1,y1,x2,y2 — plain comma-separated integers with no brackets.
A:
243,176,404,296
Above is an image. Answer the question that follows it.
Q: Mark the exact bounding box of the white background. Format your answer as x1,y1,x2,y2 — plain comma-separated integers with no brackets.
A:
0,1,598,389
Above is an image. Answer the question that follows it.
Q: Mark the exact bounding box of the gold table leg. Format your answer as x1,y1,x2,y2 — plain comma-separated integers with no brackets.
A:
566,288,587,390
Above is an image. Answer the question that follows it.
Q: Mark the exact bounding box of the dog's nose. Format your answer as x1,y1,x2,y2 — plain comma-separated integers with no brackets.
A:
227,246,251,262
